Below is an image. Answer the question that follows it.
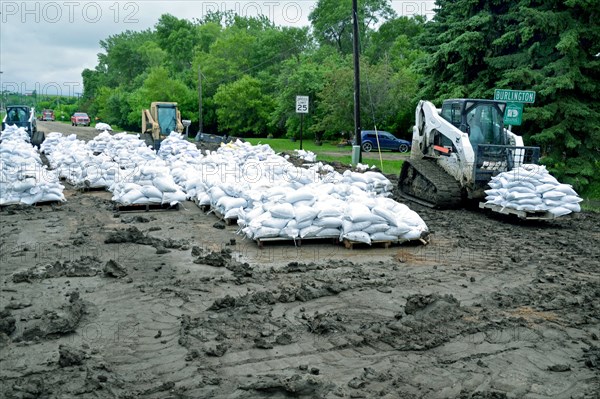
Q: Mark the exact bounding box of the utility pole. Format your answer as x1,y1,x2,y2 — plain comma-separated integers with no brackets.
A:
196,66,203,141
352,0,362,163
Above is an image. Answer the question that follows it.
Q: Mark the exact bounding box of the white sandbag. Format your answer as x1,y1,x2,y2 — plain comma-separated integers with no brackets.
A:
224,208,242,219
316,228,341,237
542,190,566,200
261,217,290,230
285,190,315,204
341,220,372,234
370,232,399,241
386,224,413,236
548,206,571,217
294,205,319,224
364,224,390,234
281,226,300,239
270,203,295,219
153,176,179,192
313,217,343,228
217,196,248,211
343,231,371,244
162,191,187,205
553,184,578,196
346,203,374,222
562,202,581,213
535,183,556,194
253,226,282,239
401,229,424,241
300,225,322,238
118,189,145,205
562,195,583,204
140,185,164,199
372,207,398,226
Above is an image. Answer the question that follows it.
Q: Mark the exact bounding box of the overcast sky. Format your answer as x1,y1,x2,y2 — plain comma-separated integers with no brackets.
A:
0,1,435,97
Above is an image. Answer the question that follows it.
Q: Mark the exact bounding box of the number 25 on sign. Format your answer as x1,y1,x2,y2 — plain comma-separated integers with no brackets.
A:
296,96,309,113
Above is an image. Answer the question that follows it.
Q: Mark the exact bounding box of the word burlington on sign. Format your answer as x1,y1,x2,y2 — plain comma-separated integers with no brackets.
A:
494,89,536,104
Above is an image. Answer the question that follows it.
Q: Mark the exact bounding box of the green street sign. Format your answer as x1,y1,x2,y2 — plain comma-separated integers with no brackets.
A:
494,89,536,103
504,102,524,126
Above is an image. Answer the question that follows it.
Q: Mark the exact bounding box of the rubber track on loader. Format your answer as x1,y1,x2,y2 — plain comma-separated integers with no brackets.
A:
398,158,463,209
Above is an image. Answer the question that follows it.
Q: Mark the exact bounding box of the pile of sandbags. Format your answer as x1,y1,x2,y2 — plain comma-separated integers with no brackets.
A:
1,125,31,142
102,133,158,168
95,122,112,131
294,149,317,162
485,164,582,216
110,165,186,206
0,126,65,205
39,132,65,154
238,182,428,244
86,131,113,153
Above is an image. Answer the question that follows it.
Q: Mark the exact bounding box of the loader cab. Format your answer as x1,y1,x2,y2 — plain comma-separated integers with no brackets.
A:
156,103,178,136
441,99,507,147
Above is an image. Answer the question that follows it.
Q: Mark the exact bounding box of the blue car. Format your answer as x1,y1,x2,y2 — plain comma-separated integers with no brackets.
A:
359,130,411,153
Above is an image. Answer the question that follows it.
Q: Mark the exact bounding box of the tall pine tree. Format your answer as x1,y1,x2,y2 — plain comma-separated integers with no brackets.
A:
420,0,600,193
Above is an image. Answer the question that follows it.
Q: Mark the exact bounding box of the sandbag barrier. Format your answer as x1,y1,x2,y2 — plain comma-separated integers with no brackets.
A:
483,164,582,219
0,126,66,206
24,130,432,247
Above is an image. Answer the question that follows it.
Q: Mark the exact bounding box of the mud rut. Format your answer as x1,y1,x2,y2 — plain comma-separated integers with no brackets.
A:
1,133,599,398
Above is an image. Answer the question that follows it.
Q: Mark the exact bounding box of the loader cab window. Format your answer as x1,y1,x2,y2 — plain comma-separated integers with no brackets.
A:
8,107,28,122
441,102,462,128
466,104,506,147
157,105,177,135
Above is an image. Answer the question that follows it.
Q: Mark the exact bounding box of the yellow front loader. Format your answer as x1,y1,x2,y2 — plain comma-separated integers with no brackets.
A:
141,102,184,150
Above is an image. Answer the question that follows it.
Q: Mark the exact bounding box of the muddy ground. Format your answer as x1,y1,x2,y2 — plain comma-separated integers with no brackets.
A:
1,125,599,398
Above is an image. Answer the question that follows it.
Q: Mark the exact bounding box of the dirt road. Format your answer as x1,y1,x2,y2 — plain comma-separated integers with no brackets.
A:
1,128,599,398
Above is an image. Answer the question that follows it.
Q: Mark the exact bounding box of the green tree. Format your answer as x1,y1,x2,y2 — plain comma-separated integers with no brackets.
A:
309,0,395,54
213,75,275,135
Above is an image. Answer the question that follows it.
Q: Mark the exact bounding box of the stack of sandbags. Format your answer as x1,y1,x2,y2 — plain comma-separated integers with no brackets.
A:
158,132,201,161
86,131,113,153
39,132,65,154
103,133,157,169
485,164,582,216
238,183,428,244
293,149,317,162
110,165,186,206
0,126,65,205
95,122,112,131
340,196,428,244
0,124,30,142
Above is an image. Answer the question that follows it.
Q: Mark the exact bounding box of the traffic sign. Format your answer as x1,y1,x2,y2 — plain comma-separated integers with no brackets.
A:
494,89,536,104
504,102,524,126
296,95,309,113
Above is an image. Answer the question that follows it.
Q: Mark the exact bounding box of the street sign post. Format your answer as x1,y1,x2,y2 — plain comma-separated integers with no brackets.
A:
296,96,309,150
503,102,524,126
494,89,536,104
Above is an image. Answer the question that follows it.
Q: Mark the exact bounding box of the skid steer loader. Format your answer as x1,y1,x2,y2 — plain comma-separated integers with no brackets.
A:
141,102,184,150
1,105,45,147
398,99,540,208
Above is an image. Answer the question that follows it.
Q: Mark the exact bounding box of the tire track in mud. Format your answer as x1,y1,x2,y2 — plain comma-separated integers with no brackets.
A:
88,280,200,397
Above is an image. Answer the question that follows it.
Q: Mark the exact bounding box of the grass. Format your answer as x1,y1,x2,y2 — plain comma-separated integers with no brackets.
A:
244,137,404,175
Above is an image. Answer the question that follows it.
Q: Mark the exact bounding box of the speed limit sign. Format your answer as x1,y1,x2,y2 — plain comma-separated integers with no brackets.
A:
296,96,309,113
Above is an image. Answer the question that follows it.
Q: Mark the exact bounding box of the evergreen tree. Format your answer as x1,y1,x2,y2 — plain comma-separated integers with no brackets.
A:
420,0,600,192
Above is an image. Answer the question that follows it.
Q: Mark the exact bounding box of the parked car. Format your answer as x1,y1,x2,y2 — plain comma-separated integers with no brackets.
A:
71,112,90,126
40,109,55,121
357,130,411,153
